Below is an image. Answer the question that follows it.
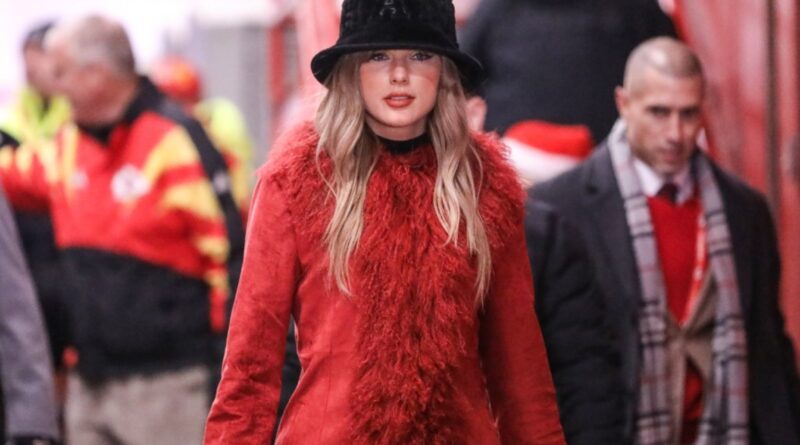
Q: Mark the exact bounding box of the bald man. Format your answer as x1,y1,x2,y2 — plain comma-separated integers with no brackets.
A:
0,15,244,445
531,37,800,444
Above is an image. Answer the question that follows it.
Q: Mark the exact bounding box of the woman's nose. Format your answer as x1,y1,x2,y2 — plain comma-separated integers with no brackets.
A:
390,60,409,84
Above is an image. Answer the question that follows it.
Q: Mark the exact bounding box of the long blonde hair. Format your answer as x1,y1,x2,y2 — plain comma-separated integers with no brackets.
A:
314,53,491,303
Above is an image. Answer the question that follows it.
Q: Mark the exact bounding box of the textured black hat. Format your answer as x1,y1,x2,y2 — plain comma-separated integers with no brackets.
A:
311,0,486,91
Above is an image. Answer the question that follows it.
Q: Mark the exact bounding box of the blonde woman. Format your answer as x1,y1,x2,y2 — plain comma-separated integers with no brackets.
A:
204,1,565,444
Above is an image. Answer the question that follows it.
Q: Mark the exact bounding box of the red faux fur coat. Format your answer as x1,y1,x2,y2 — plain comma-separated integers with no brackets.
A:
204,123,565,445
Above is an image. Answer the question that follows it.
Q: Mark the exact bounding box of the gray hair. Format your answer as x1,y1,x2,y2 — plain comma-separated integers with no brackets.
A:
22,21,55,51
46,15,136,77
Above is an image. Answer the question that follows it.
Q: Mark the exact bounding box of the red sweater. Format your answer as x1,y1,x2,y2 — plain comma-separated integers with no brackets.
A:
648,193,703,443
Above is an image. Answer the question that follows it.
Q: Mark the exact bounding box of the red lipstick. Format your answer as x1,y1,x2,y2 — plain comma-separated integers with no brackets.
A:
384,93,415,108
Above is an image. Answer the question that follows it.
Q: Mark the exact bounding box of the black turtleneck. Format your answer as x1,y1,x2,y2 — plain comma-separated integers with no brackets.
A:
377,133,430,155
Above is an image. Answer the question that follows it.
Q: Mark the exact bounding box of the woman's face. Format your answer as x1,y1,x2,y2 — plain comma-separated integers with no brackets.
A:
359,49,442,140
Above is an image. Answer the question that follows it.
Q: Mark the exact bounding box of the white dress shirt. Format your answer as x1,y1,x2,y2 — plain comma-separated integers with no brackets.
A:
633,157,694,205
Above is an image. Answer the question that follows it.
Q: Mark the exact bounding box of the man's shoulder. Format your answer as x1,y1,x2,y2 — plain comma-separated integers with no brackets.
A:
524,198,558,220
705,155,769,210
534,164,584,200
532,145,610,204
523,198,562,256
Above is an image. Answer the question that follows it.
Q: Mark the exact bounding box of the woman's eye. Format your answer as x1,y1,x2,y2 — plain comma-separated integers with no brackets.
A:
410,51,434,61
368,52,389,62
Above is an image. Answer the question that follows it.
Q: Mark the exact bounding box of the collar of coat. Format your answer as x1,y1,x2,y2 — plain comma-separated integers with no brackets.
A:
573,143,756,319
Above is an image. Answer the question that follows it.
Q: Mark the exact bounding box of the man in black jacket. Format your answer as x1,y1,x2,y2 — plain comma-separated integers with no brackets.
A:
461,0,675,141
0,16,244,445
525,199,625,444
534,37,800,444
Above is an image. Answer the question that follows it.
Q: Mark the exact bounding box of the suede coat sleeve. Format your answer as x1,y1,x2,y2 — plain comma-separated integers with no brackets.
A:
204,174,298,444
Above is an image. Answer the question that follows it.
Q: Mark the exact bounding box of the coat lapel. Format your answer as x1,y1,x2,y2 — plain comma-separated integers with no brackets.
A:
581,146,643,421
583,146,642,307
584,148,753,315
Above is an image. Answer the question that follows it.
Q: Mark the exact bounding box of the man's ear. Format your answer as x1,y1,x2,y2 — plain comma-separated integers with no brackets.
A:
614,86,628,119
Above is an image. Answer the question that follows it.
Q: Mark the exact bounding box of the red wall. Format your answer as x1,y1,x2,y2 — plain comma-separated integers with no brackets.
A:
676,0,800,352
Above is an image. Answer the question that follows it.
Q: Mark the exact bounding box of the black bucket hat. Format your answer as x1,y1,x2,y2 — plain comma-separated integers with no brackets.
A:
310,0,486,92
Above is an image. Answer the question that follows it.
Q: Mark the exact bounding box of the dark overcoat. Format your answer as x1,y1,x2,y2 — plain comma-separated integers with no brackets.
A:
534,145,800,445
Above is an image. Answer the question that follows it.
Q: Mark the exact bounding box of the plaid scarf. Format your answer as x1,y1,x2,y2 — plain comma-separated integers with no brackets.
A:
608,122,749,445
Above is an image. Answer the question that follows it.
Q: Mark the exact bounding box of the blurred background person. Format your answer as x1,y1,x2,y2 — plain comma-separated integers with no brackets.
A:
460,0,675,142
524,198,626,445
0,183,59,445
535,37,800,444
0,20,72,413
150,55,254,216
1,21,71,144
0,15,244,445
502,119,593,188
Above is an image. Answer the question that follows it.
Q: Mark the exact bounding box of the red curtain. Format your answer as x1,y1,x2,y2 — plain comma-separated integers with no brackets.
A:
675,0,800,350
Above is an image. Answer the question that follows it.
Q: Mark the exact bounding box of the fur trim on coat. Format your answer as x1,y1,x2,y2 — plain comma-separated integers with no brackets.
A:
264,122,524,444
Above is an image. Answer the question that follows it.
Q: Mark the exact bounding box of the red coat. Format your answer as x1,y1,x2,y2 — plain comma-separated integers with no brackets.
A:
204,123,565,445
